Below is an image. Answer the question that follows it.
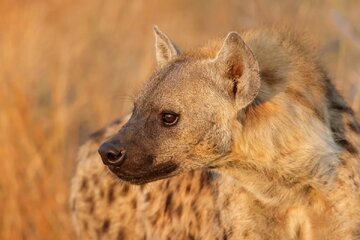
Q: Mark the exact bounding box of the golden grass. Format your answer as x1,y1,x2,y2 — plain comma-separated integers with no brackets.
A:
0,0,359,239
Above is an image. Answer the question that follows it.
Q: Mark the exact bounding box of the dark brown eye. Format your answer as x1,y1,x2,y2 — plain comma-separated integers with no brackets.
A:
161,112,179,126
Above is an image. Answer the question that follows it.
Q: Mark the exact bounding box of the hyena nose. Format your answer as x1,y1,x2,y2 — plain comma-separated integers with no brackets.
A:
98,141,127,167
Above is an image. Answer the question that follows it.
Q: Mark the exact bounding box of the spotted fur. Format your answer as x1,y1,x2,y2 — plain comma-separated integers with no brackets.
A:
71,27,360,239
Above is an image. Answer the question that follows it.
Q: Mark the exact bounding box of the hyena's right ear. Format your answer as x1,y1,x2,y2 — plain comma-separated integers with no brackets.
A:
153,26,180,67
213,32,261,109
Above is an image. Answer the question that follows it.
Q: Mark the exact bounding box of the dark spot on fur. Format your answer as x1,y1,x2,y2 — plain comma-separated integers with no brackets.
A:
151,215,158,225
337,139,358,154
326,78,359,154
89,128,106,142
223,230,228,240
131,199,137,209
325,78,354,114
260,68,281,86
110,118,122,126
327,96,358,155
100,189,104,198
348,121,360,134
191,201,197,211
122,184,130,195
85,196,95,214
214,210,222,226
243,230,249,238
199,171,213,192
175,204,183,217
186,184,191,193
117,228,126,240
296,225,303,238
164,192,173,214
83,220,88,230
93,174,99,186
89,203,95,214
227,227,234,238
145,192,151,202
188,234,195,240
331,102,354,114
165,180,170,190
102,219,110,233
107,185,115,205
80,178,88,192
266,215,279,226
232,78,238,97
302,185,313,196
223,197,231,208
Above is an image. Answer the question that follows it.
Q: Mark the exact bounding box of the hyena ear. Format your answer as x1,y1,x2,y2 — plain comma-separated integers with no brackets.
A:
153,26,180,67
213,32,261,109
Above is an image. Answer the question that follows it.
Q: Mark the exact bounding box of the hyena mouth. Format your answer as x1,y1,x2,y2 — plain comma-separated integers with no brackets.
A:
107,162,179,185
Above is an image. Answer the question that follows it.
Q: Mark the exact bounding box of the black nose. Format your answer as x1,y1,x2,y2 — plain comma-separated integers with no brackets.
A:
98,141,127,166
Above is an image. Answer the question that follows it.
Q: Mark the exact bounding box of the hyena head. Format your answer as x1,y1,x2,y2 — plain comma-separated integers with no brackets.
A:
99,27,261,184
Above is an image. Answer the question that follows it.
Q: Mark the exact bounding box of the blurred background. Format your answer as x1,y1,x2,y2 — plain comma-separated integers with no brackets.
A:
0,0,359,239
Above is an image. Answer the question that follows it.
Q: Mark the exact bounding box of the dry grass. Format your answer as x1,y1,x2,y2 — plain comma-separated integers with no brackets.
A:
0,0,359,239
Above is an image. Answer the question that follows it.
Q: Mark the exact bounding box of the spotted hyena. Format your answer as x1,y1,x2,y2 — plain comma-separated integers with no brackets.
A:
71,27,360,239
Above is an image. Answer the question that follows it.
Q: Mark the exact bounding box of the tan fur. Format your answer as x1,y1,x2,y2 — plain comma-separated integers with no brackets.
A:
70,116,237,239
71,27,360,239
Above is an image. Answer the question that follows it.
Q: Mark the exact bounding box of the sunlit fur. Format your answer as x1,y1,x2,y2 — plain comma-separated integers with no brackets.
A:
71,27,360,239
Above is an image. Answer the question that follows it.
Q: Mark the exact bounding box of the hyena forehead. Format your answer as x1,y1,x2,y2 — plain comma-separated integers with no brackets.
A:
135,59,232,112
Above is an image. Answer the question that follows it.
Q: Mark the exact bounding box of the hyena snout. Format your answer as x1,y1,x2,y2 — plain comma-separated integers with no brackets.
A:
98,139,127,167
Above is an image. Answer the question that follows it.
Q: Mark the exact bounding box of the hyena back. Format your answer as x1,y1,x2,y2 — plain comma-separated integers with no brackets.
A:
71,27,360,239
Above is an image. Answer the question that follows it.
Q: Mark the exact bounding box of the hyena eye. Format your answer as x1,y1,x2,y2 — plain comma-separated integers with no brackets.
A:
161,111,179,127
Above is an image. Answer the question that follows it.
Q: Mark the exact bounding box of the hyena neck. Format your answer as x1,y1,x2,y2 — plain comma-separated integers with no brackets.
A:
218,86,345,207
219,85,360,207
214,31,360,207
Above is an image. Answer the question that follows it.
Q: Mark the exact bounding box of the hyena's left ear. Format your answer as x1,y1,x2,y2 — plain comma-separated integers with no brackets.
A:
213,32,261,109
153,26,180,67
